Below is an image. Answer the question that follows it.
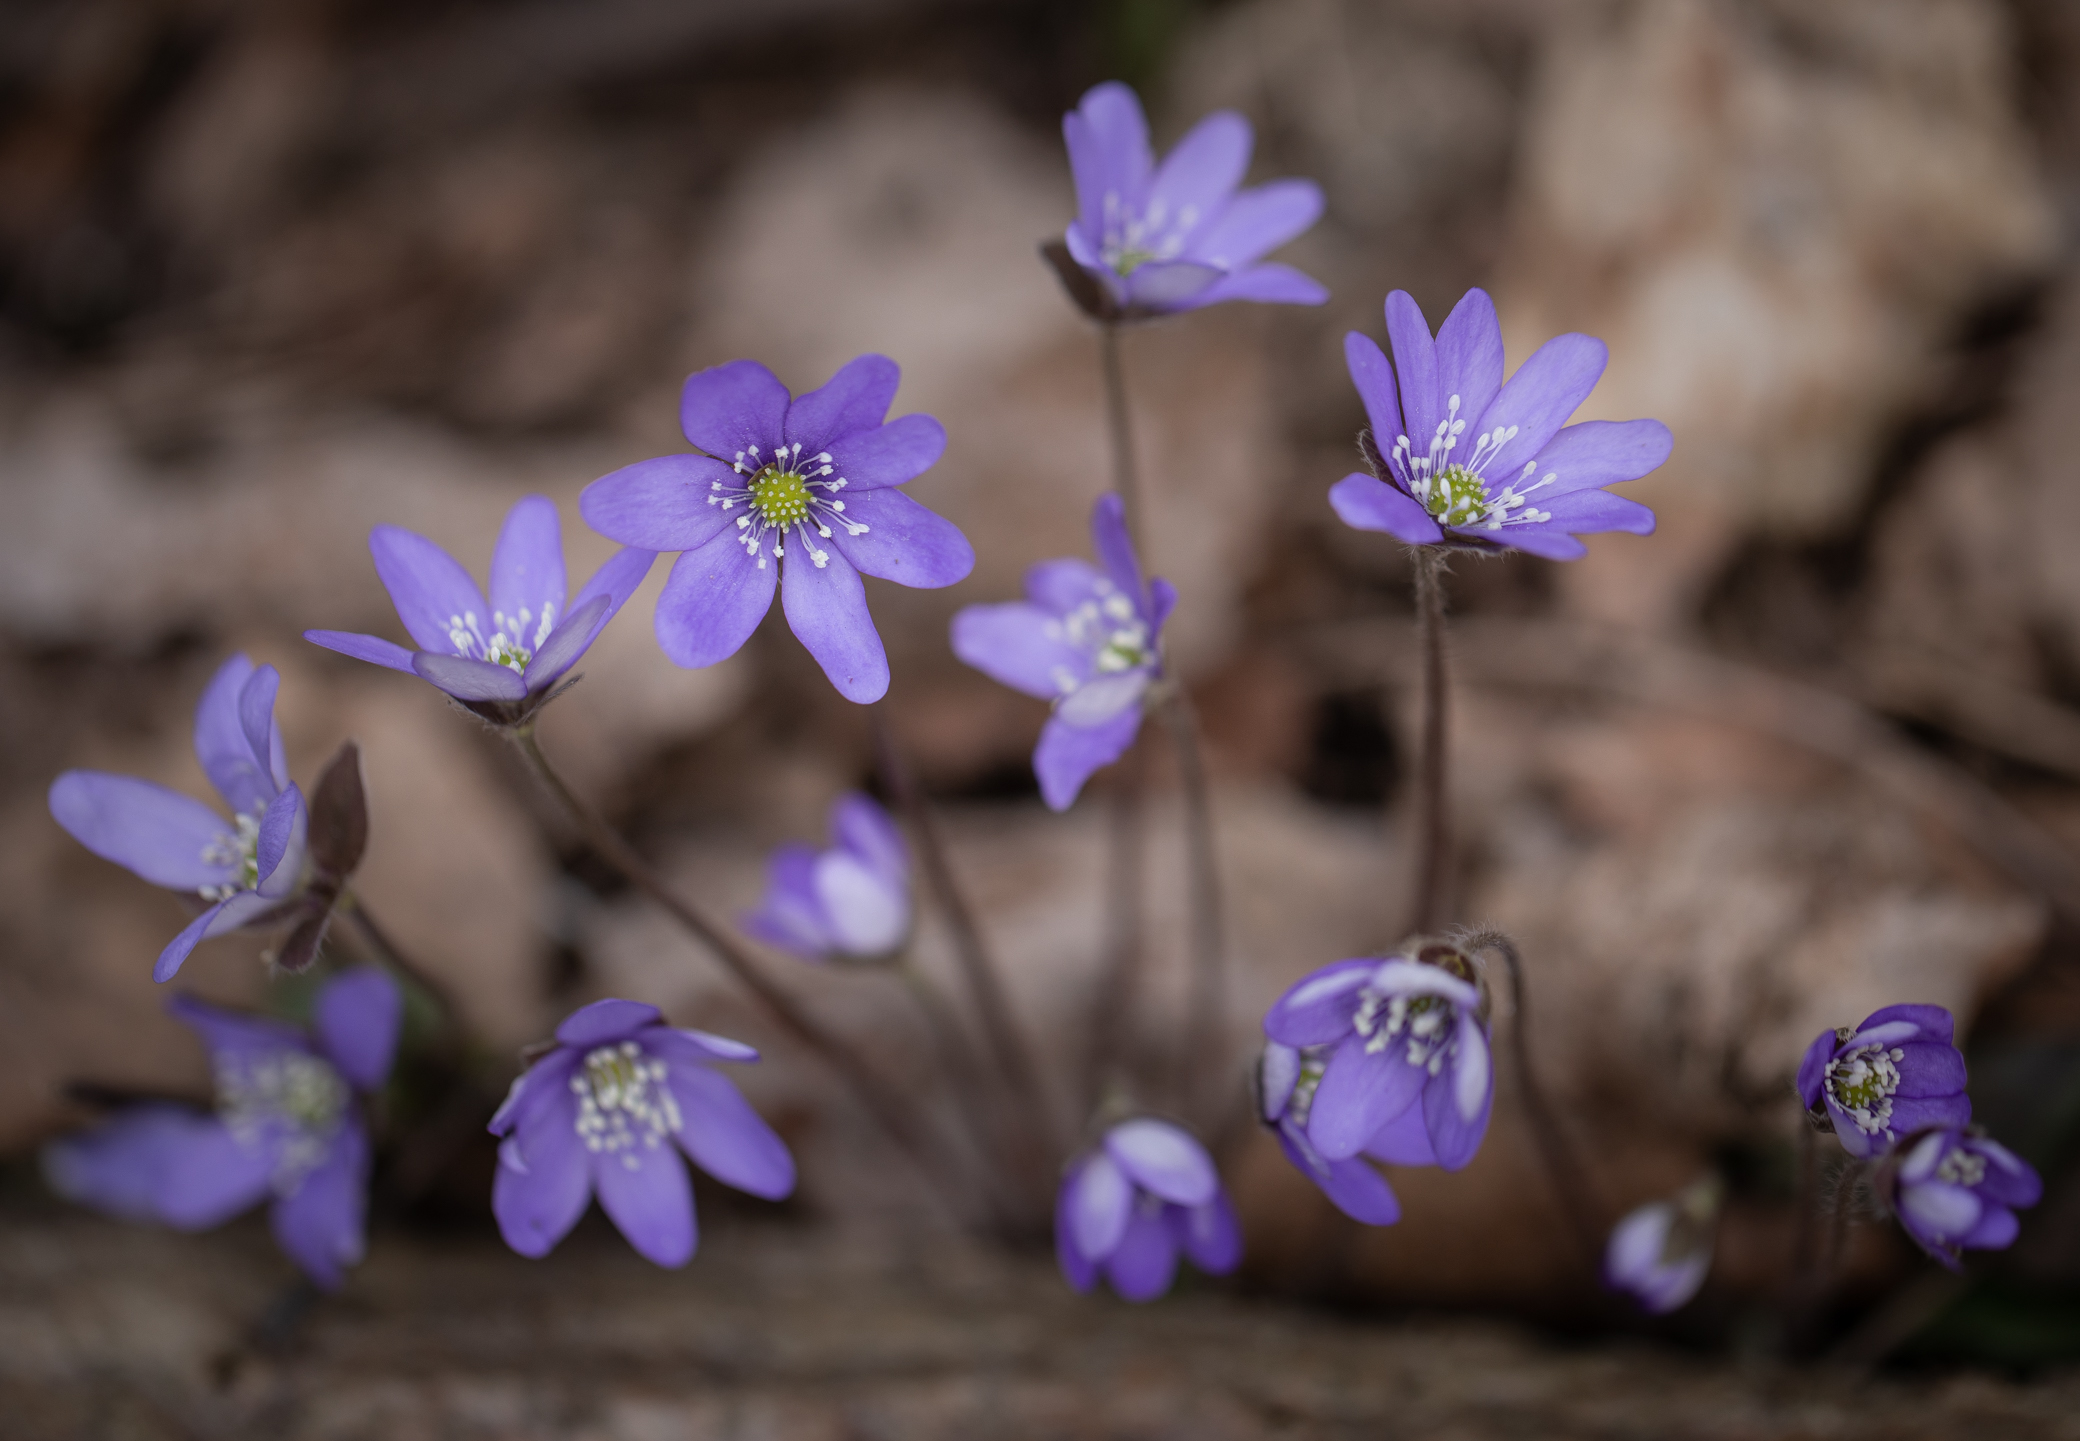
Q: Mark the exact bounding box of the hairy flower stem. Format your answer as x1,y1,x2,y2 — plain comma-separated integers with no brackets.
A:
505,725,970,1213
1084,739,1147,1115
1411,549,1452,933
1162,691,1228,1120
1463,930,1604,1270
1791,1118,1822,1277
1100,323,1145,547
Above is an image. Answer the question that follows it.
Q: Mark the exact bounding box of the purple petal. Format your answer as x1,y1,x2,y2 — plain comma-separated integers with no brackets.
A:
581,453,740,552
1033,708,1141,812
493,1085,591,1258
1121,259,1223,309
1170,1191,1242,1274
743,843,834,960
1055,1174,1098,1292
830,793,906,887
1146,110,1251,240
44,1106,266,1226
649,1027,761,1067
1960,1205,2020,1251
1278,1123,1402,1224
781,547,888,704
1900,1178,1982,1241
193,655,275,817
951,602,1084,700
1970,1138,2042,1208
1360,1098,1436,1167
1262,958,1376,1048
313,967,403,1093
1535,490,1657,537
1089,493,1145,612
594,1140,696,1268
668,1063,796,1200
571,544,658,621
158,1116,275,1228
252,783,304,895
1854,1004,1956,1048
1184,261,1327,308
1309,1033,1426,1162
489,1049,580,1138
235,664,287,801
1330,473,1443,544
1104,1119,1217,1206
814,850,906,956
411,652,528,703
1024,557,1107,615
520,593,610,692
303,630,416,673
826,487,974,588
1524,419,1673,498
654,526,776,670
679,359,790,460
1892,1041,1969,1098
785,354,901,454
1434,288,1504,438
49,771,233,890
1068,1151,1133,1261
368,525,490,655
155,900,226,982
168,995,308,1062
1476,332,1608,480
1492,526,1587,561
1421,1020,1493,1172
270,1120,368,1290
1383,290,1442,463
1065,82,1152,235
1191,180,1322,269
1797,1029,1836,1110
1343,333,1404,450
489,495,568,635
1149,576,1177,635
1057,671,1149,728
556,999,664,1049
1103,1205,1180,1302
823,413,946,493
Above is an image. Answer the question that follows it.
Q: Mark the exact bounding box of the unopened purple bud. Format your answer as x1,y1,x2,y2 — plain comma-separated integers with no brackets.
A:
743,793,911,964
1604,1176,1721,1315
1875,1126,2041,1271
1055,1117,1240,1301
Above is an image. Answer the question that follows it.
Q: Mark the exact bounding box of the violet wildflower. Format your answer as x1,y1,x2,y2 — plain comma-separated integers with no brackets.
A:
950,494,1173,810
1262,943,1494,1171
744,792,910,964
1796,1004,1970,1159
1329,289,1670,560
580,355,974,705
1053,81,1326,318
305,495,655,725
1603,1176,1722,1314
44,967,401,1289
489,999,795,1268
1056,1118,1241,1302
49,654,308,982
1875,1126,2042,1270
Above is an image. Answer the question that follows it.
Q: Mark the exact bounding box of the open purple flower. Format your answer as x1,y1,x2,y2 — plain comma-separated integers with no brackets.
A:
1328,289,1669,560
44,967,401,1289
1263,946,1494,1172
1604,1177,1722,1315
951,494,1173,811
581,356,974,705
49,654,308,982
744,793,910,964
1797,1004,1970,1159
1056,1118,1241,1302
489,999,795,1268
1058,82,1326,317
1877,1126,2041,1270
306,495,655,725
1254,1040,1435,1226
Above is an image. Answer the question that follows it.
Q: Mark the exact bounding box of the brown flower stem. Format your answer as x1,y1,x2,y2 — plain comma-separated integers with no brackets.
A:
896,959,1028,1223
1410,548,1452,933
1083,738,1147,1114
1462,929,1605,1271
1100,322,1145,548
1162,690,1228,1119
505,724,964,1205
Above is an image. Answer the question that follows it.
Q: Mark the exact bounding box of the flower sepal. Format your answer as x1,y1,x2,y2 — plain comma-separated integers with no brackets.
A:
1039,239,1169,326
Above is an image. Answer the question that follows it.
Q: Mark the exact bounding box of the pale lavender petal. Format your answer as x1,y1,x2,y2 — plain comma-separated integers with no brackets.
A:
668,1063,796,1200
1258,1042,1301,1122
231,665,284,804
412,652,528,702
1477,332,1608,480
1524,419,1673,498
1361,1099,1437,1167
1855,1005,1955,1047
1384,290,1442,460
1171,1192,1242,1273
489,495,568,632
823,413,946,492
1025,557,1107,615
1280,1124,1402,1225
1034,708,1141,812
1191,180,1322,269
1537,490,1656,537
1262,958,1376,1048
781,546,888,704
785,354,900,454
654,527,776,671
369,525,489,655
1796,1029,1835,1110
493,1086,591,1258
570,544,658,621
679,359,790,460
1362,959,1481,1009
651,1028,761,1066
1434,288,1504,436
168,995,308,1062
304,630,416,673
194,655,273,817
1330,473,1443,544
1900,1178,1982,1240
270,1120,368,1290
556,999,663,1048
580,453,739,552
313,967,403,1093
1122,258,1223,309
1184,262,1327,309
1069,1151,1132,1261
830,793,906,887
1104,1206,1180,1302
155,900,226,982
743,843,832,959
826,487,974,588
203,887,283,938
1343,333,1403,446
49,771,232,890
1105,1119,1217,1206
520,593,610,692
488,1049,579,1138
1146,110,1251,243
1065,82,1152,234
1149,577,1177,635
1422,1023,1493,1172
814,850,906,956
1088,493,1144,611
1309,1034,1425,1161
1492,526,1587,561
951,602,1084,700
1055,1175,1098,1291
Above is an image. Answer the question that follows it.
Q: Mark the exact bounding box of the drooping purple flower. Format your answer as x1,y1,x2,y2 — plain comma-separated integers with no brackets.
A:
44,967,402,1289
305,494,655,725
49,654,308,982
1253,1040,1425,1226
489,999,795,1268
950,494,1173,811
1328,289,1670,560
1603,1176,1722,1315
580,356,974,705
744,792,910,964
1796,1004,1970,1160
1262,946,1495,1172
1876,1126,2042,1270
1057,82,1326,317
1055,1118,1241,1302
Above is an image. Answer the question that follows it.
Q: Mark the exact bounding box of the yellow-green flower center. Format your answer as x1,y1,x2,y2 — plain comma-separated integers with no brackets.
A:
1424,464,1492,527
750,466,812,529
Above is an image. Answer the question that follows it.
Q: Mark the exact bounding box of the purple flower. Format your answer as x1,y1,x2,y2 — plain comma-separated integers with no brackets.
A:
1877,1126,2042,1270
49,654,308,982
1262,947,1494,1172
1059,82,1326,317
1056,1118,1241,1302
1328,289,1670,560
489,999,795,1268
305,495,655,724
44,967,402,1289
580,356,974,705
1253,1040,1429,1226
1603,1177,1722,1314
744,793,910,963
950,494,1173,811
1796,1004,1970,1159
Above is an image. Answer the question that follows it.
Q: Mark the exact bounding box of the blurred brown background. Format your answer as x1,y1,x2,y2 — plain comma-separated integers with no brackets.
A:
6,0,2080,1434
